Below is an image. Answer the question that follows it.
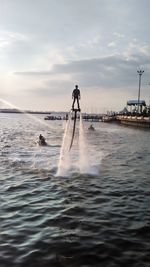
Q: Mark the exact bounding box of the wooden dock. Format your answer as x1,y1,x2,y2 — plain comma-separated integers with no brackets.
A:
116,115,150,129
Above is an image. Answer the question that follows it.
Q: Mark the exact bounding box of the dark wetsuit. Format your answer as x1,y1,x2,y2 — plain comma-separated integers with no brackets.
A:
39,135,46,145
72,88,80,109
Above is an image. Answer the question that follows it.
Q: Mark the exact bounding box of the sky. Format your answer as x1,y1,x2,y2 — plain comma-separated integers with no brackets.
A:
0,0,150,112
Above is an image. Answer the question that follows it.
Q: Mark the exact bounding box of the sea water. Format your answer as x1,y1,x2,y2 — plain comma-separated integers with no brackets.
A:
1,113,150,267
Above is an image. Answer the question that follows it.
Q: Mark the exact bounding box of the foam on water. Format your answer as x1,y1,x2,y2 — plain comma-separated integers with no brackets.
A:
56,112,72,176
79,113,91,173
57,112,99,176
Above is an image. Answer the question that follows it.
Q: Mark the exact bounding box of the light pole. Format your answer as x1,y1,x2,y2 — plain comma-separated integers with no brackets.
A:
137,70,144,113
148,84,150,107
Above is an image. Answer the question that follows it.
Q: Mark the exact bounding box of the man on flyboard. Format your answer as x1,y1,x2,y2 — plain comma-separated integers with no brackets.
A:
72,85,81,111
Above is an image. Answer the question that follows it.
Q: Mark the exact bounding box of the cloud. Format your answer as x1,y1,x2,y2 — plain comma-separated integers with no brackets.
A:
14,71,51,76
113,32,125,38
80,34,101,48
107,42,116,47
0,30,29,52
14,51,150,97
48,54,150,89
0,30,28,43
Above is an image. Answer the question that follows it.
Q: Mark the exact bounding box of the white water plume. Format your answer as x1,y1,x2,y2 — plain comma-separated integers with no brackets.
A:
57,111,99,176
79,113,99,175
79,113,90,173
56,112,72,176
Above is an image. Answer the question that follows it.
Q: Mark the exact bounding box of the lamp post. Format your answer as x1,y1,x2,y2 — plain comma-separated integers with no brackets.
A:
137,70,144,113
148,84,150,107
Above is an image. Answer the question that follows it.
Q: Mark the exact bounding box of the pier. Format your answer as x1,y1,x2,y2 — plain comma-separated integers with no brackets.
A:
82,114,103,122
115,99,150,129
116,115,150,129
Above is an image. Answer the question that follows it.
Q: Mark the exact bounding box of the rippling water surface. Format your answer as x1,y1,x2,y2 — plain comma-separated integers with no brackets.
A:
1,113,150,267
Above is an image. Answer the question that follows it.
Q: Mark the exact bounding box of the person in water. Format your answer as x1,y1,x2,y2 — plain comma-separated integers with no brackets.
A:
89,124,95,130
72,85,81,110
39,134,46,144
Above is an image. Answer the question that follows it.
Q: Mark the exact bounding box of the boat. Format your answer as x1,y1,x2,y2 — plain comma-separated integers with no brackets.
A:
102,115,115,122
44,115,62,120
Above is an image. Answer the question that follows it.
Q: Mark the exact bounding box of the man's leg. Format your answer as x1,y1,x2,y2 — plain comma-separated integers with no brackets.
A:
72,98,75,109
77,98,80,109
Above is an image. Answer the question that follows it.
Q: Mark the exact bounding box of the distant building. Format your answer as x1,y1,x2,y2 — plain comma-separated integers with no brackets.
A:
127,100,146,114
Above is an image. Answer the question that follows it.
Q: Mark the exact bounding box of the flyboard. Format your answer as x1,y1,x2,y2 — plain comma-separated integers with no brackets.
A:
69,108,81,150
